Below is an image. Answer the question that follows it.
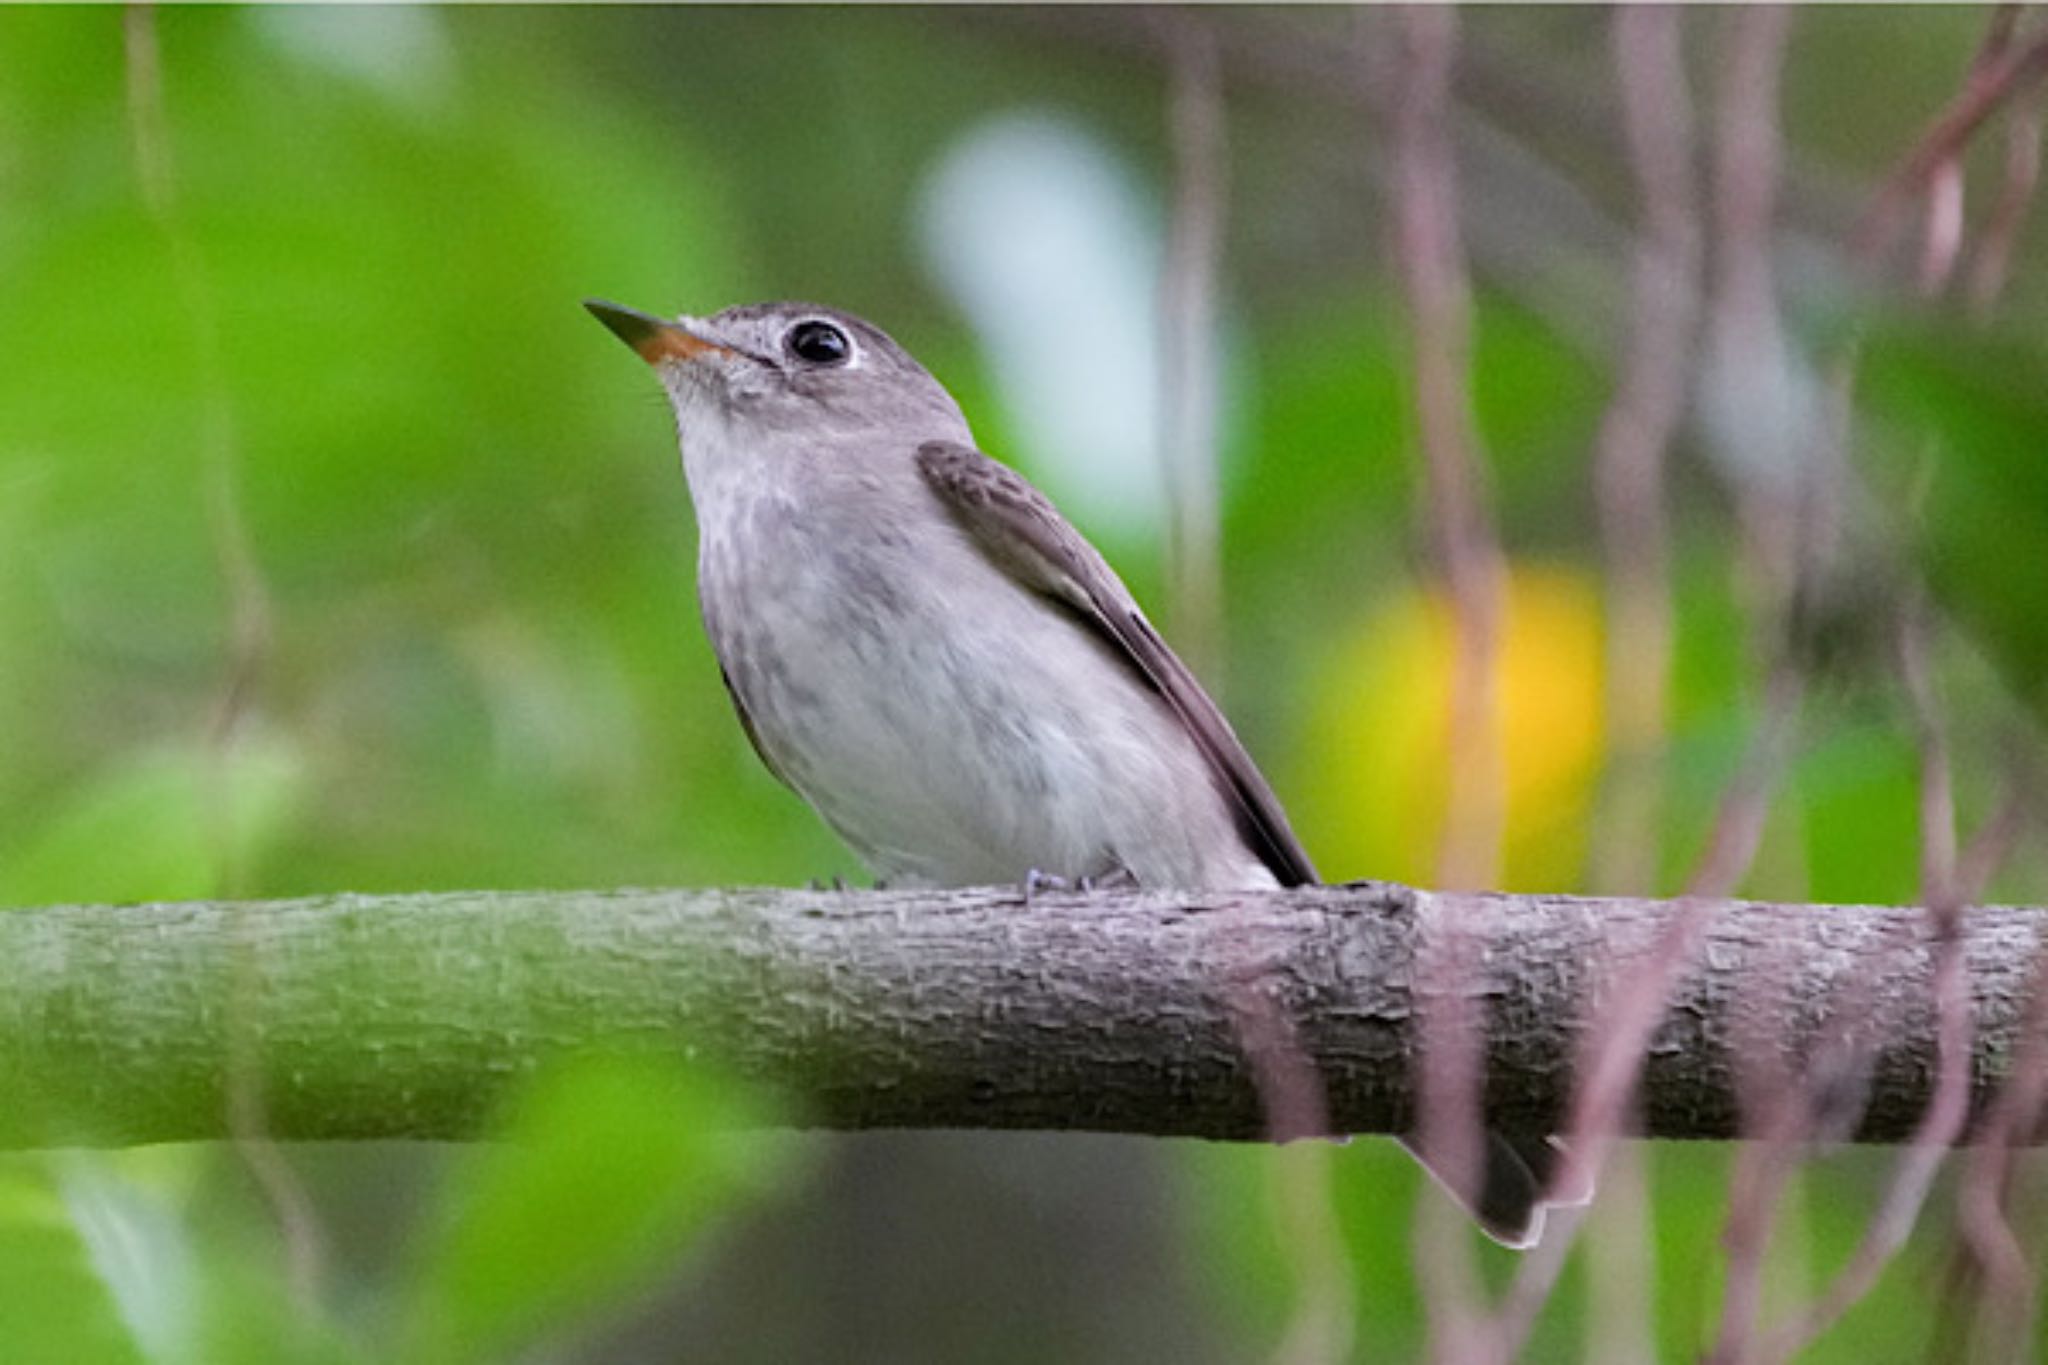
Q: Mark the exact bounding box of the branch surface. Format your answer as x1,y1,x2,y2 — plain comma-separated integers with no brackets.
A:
1,883,2041,1149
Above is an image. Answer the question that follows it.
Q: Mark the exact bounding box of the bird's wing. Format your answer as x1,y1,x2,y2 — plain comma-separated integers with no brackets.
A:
915,439,1318,888
698,586,796,791
717,660,794,790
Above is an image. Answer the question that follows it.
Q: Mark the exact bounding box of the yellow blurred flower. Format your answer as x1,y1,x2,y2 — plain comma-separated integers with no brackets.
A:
1296,565,1605,892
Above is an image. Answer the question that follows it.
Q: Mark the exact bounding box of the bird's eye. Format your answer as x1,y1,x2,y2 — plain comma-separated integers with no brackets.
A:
785,319,852,367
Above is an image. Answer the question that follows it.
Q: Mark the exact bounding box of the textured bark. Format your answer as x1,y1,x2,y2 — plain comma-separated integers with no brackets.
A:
0,882,2041,1149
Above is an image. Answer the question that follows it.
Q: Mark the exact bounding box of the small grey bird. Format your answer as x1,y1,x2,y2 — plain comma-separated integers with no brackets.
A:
585,297,1565,1247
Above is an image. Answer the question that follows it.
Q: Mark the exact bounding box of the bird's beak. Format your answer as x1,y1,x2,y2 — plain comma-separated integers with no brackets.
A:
583,299,732,365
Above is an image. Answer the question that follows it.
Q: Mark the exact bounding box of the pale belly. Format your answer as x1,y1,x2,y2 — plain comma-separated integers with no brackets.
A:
704,528,1270,891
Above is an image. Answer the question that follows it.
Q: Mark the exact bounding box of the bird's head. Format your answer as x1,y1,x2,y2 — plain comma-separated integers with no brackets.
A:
584,299,968,448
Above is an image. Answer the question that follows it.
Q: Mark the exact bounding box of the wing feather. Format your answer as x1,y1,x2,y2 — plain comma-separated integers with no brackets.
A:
916,440,1318,888
718,661,794,790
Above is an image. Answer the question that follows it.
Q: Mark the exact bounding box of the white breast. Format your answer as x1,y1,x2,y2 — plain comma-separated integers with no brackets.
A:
695,468,1271,891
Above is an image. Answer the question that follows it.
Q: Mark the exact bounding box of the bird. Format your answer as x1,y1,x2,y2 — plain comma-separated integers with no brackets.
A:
585,296,1567,1247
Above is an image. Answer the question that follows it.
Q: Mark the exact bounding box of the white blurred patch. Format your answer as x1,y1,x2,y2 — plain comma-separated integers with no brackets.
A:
59,1154,197,1365
1697,314,1824,502
916,113,1166,538
251,6,454,107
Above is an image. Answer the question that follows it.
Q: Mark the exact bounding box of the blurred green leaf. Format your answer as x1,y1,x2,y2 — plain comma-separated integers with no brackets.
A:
397,1055,792,1365
32,1150,369,1365
0,736,302,909
1862,322,2048,726
0,1158,145,1365
185,1257,365,1365
1798,720,1919,906
0,5,2041,1359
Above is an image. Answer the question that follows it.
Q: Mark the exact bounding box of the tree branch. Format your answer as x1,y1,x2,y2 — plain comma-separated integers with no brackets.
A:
2,883,2044,1150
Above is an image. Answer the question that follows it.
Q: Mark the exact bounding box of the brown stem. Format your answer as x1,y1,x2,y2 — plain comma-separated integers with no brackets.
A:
1158,15,1229,685
1854,23,2048,271
1755,605,1973,1360
1384,6,1501,1350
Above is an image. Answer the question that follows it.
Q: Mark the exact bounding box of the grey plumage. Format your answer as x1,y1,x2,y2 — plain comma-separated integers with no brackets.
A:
609,298,1305,892
586,296,1566,1247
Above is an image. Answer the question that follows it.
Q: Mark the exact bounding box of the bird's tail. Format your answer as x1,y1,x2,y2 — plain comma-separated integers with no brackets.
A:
1397,1132,1595,1250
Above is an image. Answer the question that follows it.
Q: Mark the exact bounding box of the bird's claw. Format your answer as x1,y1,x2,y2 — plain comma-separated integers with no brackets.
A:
1087,864,1140,893
1019,865,1140,903
1021,868,1071,905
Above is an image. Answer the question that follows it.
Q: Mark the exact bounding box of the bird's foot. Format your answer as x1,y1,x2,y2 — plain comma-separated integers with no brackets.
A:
1081,863,1140,893
1020,864,1139,902
806,874,855,892
1021,868,1072,905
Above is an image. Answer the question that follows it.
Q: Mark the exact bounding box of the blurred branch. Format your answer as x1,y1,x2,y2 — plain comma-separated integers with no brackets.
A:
1159,30,1356,1356
1966,60,2044,312
122,5,274,767
1386,4,1506,896
1756,603,1976,1360
3,884,2048,1150
1921,8,2023,297
123,2,311,1315
962,8,1881,356
1854,19,2048,272
1502,659,1803,1358
1157,16,1228,685
1705,5,1812,612
1383,11,1501,1346
1499,16,1700,1349
1590,3,1699,900
1688,93,1827,1348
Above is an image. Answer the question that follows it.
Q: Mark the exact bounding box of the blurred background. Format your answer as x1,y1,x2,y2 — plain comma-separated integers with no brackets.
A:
4,5,2048,1361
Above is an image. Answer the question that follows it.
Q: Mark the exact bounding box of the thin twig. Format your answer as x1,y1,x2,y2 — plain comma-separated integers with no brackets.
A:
122,0,312,1319
1947,778,2043,1357
1492,12,1699,1351
1497,659,1803,1360
1582,1144,1656,1365
1158,14,1229,685
1407,898,1490,1362
1967,58,2045,314
1705,5,1808,613
1854,21,2048,271
1918,160,1968,297
1955,982,2048,1356
1957,776,2031,903
1698,13,1812,1360
1690,661,1807,905
1491,909,1702,1356
1223,977,1357,1365
1384,6,1500,1353
1709,889,1928,1365
1755,603,1974,1360
1707,1072,1817,1365
1589,2,1698,902
1918,8,2020,296
1265,1144,1358,1365
1158,21,1358,1356
121,6,273,768
1388,6,1508,900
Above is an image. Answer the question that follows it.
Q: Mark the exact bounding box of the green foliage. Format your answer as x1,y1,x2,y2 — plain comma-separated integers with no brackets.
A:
0,6,847,902
0,1160,147,1365
1862,322,2048,726
2,4,2044,1359
0,738,300,907
0,1063,791,1365
398,1056,792,1365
